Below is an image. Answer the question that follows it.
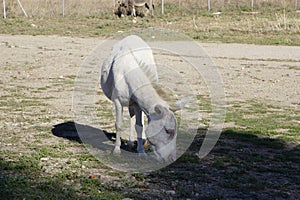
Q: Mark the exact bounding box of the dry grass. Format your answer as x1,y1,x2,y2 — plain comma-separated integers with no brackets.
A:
0,0,299,18
1,0,114,17
0,1,300,45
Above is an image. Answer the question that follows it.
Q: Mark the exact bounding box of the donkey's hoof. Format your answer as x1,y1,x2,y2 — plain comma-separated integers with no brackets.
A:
128,140,134,147
112,148,121,155
138,152,148,159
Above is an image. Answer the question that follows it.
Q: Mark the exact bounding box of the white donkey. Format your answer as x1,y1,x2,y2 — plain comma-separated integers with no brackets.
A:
101,35,177,162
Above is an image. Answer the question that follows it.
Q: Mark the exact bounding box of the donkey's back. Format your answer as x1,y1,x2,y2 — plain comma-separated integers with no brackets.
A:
101,35,158,102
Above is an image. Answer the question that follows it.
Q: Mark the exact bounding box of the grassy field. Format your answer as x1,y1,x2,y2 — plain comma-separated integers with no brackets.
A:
0,1,299,199
0,1,300,45
1,94,299,198
0,34,299,199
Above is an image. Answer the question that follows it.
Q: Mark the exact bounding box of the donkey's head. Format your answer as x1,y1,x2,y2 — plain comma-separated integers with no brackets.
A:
146,104,177,163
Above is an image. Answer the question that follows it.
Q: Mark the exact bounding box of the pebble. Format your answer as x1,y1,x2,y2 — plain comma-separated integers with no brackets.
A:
166,190,176,195
40,157,49,161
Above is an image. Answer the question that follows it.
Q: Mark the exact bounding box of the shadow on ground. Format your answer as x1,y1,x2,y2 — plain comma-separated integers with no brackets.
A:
0,122,299,199
51,121,145,153
51,121,115,143
137,129,300,199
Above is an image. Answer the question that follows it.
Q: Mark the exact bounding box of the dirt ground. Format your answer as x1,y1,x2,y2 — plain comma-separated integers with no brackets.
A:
1,35,299,108
0,34,299,199
1,34,298,131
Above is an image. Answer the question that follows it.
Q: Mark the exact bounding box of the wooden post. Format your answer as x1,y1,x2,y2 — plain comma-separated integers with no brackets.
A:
3,0,6,18
251,0,254,11
208,0,211,11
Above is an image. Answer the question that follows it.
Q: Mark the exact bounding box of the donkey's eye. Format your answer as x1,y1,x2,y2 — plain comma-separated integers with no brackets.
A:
164,128,175,138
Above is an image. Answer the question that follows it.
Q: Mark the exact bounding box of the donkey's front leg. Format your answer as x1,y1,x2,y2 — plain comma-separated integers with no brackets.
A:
135,107,146,155
113,100,123,155
127,106,135,150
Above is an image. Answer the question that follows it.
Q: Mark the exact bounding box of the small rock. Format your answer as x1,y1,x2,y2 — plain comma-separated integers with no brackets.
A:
166,190,176,195
171,181,177,190
212,11,222,15
40,157,49,161
89,175,96,179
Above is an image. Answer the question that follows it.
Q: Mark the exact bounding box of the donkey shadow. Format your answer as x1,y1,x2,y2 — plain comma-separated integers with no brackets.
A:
51,121,141,152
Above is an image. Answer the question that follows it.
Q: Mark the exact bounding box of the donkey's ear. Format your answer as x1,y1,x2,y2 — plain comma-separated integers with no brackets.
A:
170,97,191,112
164,128,175,139
154,104,166,116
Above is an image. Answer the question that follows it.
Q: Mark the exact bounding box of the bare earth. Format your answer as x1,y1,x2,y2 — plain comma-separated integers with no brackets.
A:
1,35,299,109
0,35,299,199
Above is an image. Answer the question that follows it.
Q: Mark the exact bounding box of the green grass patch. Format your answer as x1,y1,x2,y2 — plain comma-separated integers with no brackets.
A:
222,129,285,149
225,100,299,142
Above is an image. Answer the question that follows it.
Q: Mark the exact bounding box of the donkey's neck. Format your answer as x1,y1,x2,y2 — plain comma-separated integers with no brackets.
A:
132,84,167,115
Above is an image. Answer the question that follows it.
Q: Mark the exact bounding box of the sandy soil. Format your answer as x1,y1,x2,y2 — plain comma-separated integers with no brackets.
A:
203,43,300,107
1,35,299,110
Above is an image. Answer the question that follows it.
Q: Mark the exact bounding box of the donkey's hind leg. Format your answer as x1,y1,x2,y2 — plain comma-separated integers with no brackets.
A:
113,99,123,155
128,106,135,149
